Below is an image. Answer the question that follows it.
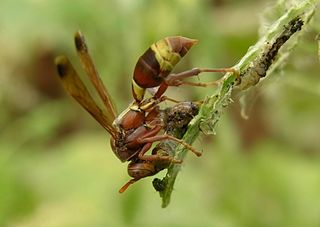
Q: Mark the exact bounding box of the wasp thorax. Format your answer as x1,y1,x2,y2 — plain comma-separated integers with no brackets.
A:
119,110,145,130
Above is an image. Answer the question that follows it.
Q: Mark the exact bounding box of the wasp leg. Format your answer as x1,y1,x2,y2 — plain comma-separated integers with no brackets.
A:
137,134,202,157
129,125,185,162
154,83,168,99
137,142,183,163
151,146,183,164
139,95,180,112
161,96,181,103
175,78,224,87
165,67,238,86
126,124,162,149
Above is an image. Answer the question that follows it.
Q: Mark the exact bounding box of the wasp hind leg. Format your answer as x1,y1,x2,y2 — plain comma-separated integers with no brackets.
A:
165,67,239,87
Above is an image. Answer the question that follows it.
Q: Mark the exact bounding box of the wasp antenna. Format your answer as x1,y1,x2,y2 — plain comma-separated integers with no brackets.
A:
118,179,138,193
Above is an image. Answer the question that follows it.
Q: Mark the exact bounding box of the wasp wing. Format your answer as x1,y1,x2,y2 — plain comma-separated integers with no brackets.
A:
55,55,117,139
74,31,117,123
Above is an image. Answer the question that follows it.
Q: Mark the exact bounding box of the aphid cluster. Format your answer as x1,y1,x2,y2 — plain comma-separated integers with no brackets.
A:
152,101,199,192
237,16,304,90
55,32,232,192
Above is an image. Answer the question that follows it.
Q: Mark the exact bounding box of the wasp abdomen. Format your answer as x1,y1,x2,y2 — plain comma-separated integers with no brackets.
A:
132,36,197,101
134,48,162,88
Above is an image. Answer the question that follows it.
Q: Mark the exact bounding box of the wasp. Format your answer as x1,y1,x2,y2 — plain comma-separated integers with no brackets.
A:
55,31,234,192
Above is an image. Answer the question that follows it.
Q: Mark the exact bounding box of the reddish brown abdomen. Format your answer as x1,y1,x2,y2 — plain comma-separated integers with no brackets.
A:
132,36,197,101
133,48,162,88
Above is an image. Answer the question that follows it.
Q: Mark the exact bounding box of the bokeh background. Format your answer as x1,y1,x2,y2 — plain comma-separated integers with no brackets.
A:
1,0,320,226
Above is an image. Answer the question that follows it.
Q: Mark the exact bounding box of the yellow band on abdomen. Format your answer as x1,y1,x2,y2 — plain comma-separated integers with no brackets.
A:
131,79,145,101
151,39,181,72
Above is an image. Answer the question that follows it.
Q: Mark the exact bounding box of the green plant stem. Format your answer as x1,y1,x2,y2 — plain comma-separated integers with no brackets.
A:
158,0,319,208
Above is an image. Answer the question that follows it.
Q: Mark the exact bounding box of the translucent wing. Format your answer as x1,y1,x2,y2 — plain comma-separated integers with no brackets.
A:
74,31,117,123
55,55,117,139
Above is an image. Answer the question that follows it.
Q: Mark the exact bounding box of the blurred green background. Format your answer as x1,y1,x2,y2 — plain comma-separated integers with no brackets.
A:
1,0,320,226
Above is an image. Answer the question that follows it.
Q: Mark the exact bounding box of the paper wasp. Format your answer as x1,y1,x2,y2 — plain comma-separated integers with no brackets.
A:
55,31,234,193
